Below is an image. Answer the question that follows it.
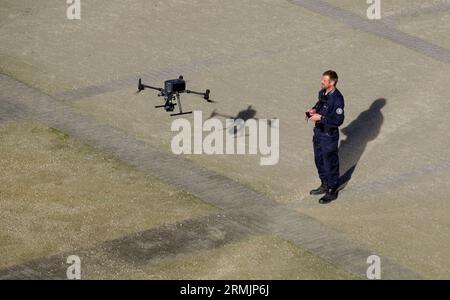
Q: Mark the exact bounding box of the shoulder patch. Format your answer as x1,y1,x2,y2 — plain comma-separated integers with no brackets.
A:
336,108,344,115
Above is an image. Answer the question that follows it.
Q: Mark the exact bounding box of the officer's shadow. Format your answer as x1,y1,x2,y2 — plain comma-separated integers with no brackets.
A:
338,98,386,190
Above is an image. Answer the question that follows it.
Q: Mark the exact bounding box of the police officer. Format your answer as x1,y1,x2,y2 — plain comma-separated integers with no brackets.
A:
306,70,345,204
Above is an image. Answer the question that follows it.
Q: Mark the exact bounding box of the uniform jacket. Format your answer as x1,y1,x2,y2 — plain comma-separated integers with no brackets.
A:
313,88,345,129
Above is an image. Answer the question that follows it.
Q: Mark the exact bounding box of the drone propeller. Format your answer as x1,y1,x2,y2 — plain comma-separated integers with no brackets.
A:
136,78,144,94
204,89,211,101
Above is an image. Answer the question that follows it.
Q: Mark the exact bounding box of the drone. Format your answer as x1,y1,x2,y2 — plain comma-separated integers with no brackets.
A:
137,75,212,116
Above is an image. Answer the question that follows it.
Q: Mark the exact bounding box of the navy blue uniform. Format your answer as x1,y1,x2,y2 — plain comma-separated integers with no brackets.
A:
312,88,345,190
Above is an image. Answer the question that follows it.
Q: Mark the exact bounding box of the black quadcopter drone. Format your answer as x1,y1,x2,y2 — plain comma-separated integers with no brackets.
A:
137,75,211,116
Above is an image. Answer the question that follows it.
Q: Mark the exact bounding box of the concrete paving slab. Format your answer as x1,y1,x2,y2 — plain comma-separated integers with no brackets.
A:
1,0,449,278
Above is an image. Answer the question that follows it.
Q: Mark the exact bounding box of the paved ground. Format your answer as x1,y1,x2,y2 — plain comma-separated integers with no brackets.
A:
1,0,449,279
1,75,402,279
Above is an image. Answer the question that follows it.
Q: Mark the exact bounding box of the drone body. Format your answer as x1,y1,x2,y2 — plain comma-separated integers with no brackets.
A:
137,75,211,116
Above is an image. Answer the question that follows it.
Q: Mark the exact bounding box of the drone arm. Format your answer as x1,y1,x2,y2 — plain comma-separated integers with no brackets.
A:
185,89,211,101
141,84,163,92
144,85,163,92
138,78,163,92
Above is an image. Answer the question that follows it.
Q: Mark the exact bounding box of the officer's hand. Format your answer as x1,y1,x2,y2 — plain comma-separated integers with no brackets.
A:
306,108,316,114
309,114,322,122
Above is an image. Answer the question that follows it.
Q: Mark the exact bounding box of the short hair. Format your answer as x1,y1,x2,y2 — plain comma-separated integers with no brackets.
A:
323,70,338,86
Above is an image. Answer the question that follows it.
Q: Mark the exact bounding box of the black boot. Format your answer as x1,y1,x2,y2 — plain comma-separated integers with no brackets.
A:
310,182,328,195
319,188,339,204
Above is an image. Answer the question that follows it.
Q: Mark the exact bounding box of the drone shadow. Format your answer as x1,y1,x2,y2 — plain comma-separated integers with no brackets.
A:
208,105,277,137
338,98,386,190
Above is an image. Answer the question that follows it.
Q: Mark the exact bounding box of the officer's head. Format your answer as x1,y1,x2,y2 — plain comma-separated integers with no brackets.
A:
321,70,338,90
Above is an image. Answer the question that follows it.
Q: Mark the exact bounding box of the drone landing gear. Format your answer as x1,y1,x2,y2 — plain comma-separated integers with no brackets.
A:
170,93,192,117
